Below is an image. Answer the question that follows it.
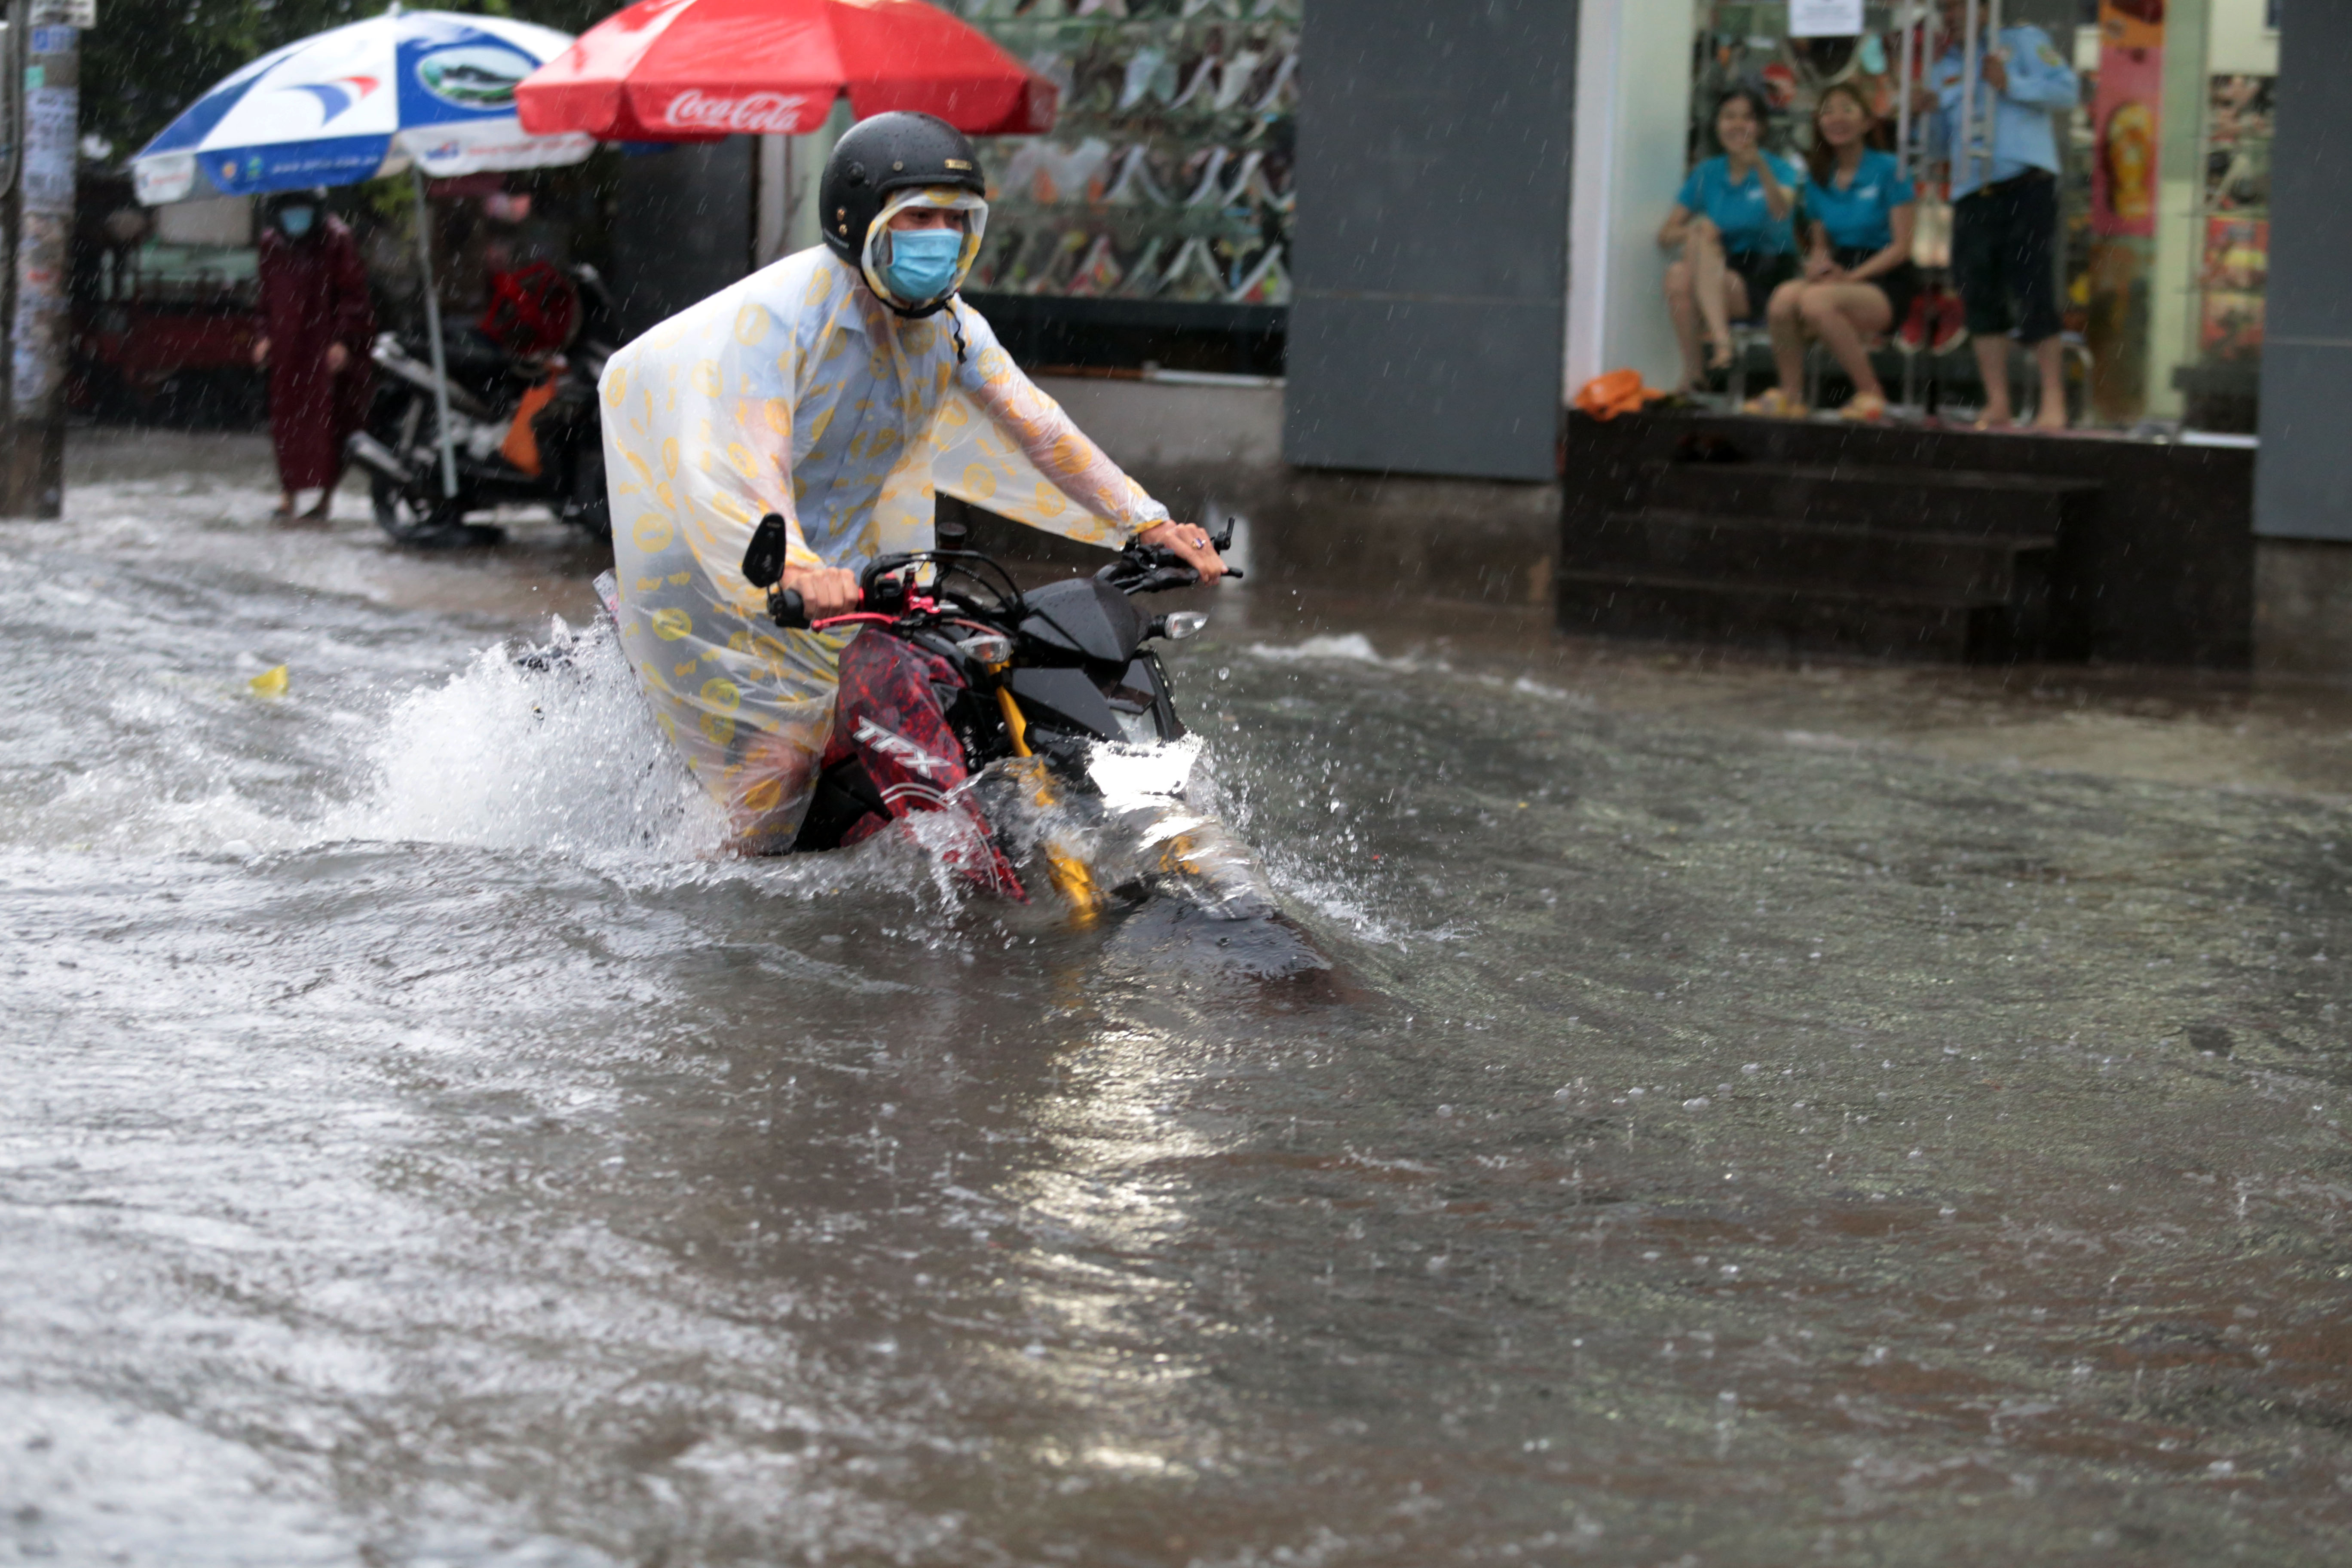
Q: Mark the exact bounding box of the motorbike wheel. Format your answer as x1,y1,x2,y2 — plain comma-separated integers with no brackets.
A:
370,472,499,548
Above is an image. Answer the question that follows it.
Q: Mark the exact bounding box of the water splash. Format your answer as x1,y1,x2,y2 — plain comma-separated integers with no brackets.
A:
329,620,729,867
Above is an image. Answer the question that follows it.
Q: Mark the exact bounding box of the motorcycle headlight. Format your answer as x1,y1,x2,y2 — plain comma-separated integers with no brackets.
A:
1156,611,1210,642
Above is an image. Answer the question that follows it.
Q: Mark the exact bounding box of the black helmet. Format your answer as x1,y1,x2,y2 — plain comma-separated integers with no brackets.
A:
819,111,986,270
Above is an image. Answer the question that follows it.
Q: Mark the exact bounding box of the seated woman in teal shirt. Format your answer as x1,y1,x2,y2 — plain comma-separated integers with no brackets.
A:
1752,82,1920,421
1659,88,1806,391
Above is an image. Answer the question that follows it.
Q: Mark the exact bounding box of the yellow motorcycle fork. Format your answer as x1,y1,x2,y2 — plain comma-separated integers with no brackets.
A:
994,683,1102,919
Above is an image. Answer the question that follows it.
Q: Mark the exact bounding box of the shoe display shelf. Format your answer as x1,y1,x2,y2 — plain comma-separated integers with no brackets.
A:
956,0,1298,361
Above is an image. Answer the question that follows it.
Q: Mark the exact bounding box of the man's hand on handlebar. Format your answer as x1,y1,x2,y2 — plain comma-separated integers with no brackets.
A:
1137,521,1228,583
781,564,862,619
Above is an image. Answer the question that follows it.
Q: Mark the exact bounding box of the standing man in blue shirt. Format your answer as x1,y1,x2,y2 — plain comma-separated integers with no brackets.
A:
1919,0,2079,430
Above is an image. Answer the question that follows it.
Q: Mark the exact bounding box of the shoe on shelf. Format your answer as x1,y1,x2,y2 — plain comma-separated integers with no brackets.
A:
1212,49,1264,111
1182,146,1232,206
1169,55,1220,110
1118,48,1171,112
1112,236,1170,299
1250,51,1299,117
1156,237,1229,302
1066,236,1125,297
1930,294,1969,355
1227,243,1290,305
1896,292,1932,352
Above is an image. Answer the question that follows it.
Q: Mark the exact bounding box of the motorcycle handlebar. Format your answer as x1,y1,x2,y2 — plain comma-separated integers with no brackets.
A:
761,546,1237,632
766,586,879,629
769,588,821,630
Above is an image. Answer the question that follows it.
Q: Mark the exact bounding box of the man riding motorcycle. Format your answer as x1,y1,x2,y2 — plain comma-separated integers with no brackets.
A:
600,113,1225,871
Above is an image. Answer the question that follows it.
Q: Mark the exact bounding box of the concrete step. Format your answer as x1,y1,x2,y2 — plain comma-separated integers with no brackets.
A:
1647,460,2098,536
1555,568,2050,663
1572,509,2055,603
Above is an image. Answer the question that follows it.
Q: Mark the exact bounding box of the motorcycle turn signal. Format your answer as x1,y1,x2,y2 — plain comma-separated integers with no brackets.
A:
1153,611,1210,641
954,631,1013,667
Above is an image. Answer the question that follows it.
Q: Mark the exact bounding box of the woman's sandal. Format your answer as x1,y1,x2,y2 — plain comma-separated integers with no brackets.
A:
1841,391,1888,423
1742,388,1808,418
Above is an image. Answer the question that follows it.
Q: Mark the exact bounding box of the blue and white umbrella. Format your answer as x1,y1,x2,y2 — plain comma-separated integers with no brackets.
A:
129,6,598,502
130,5,593,206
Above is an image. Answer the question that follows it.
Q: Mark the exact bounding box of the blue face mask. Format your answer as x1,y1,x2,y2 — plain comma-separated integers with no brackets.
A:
882,227,964,303
279,205,316,239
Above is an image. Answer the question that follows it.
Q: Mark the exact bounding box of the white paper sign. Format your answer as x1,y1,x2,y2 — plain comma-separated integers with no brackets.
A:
20,87,77,215
29,1,94,29
1789,0,1865,37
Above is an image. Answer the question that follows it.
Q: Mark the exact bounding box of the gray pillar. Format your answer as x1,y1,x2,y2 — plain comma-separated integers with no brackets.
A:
2255,0,2352,539
1283,0,1577,484
4,17,75,518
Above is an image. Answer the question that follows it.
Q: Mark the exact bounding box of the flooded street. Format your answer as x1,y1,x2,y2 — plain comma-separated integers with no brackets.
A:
6,431,2352,1566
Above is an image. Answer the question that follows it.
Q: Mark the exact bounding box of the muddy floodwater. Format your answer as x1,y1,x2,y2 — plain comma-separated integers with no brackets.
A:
6,432,2352,1566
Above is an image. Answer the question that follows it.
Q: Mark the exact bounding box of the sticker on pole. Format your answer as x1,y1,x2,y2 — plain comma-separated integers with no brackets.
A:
1789,0,1864,37
21,87,78,214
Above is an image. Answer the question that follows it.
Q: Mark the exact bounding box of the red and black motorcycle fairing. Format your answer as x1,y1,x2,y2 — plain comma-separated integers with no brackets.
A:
802,630,1026,898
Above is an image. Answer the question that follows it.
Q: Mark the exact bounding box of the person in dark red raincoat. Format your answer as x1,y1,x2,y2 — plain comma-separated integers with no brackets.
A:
252,188,373,520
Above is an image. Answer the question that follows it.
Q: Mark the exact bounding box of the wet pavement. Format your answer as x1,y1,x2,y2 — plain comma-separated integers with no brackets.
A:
4,429,2352,1565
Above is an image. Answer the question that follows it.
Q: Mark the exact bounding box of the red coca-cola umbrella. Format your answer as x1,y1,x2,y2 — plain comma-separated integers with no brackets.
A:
514,0,1055,142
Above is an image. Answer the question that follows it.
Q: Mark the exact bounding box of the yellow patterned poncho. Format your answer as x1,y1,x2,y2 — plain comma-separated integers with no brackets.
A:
598,243,1172,848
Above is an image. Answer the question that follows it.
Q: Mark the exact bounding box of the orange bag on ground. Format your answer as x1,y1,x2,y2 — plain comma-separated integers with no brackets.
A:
1573,368,1668,421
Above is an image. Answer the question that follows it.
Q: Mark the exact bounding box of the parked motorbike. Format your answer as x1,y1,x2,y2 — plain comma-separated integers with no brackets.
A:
346,261,616,546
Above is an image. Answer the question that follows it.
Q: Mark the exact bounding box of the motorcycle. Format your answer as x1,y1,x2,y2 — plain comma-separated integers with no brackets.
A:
735,510,1266,916
345,261,617,546
517,510,1322,970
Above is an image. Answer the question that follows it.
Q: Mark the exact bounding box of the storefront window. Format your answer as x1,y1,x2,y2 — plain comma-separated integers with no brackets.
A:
2185,72,2271,426
952,0,1299,357
1681,2,2292,434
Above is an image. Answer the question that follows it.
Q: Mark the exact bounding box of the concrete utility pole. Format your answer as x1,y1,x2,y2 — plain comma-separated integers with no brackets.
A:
3,5,78,517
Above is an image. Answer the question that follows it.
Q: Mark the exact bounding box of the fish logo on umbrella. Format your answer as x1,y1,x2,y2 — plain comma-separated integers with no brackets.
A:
282,74,380,124
416,45,535,110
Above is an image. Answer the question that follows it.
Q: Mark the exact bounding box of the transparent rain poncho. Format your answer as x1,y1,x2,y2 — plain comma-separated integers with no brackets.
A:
598,188,1171,847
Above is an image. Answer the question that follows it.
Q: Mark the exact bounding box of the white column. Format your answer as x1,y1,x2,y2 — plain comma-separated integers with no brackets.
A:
754,134,789,268
2146,0,2213,420
1566,0,1699,396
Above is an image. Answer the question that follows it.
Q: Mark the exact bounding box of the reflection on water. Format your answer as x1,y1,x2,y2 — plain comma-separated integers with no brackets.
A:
2,433,2350,1565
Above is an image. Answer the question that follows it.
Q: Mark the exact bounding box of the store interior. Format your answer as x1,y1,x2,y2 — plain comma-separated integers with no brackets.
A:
1684,0,2277,433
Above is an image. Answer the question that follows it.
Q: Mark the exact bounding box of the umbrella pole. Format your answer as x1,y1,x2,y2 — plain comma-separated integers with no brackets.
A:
412,169,458,500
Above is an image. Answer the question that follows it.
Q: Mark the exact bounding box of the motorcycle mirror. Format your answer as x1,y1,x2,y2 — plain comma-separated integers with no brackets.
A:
742,513,791,588
1204,504,1241,553
1155,610,1210,642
